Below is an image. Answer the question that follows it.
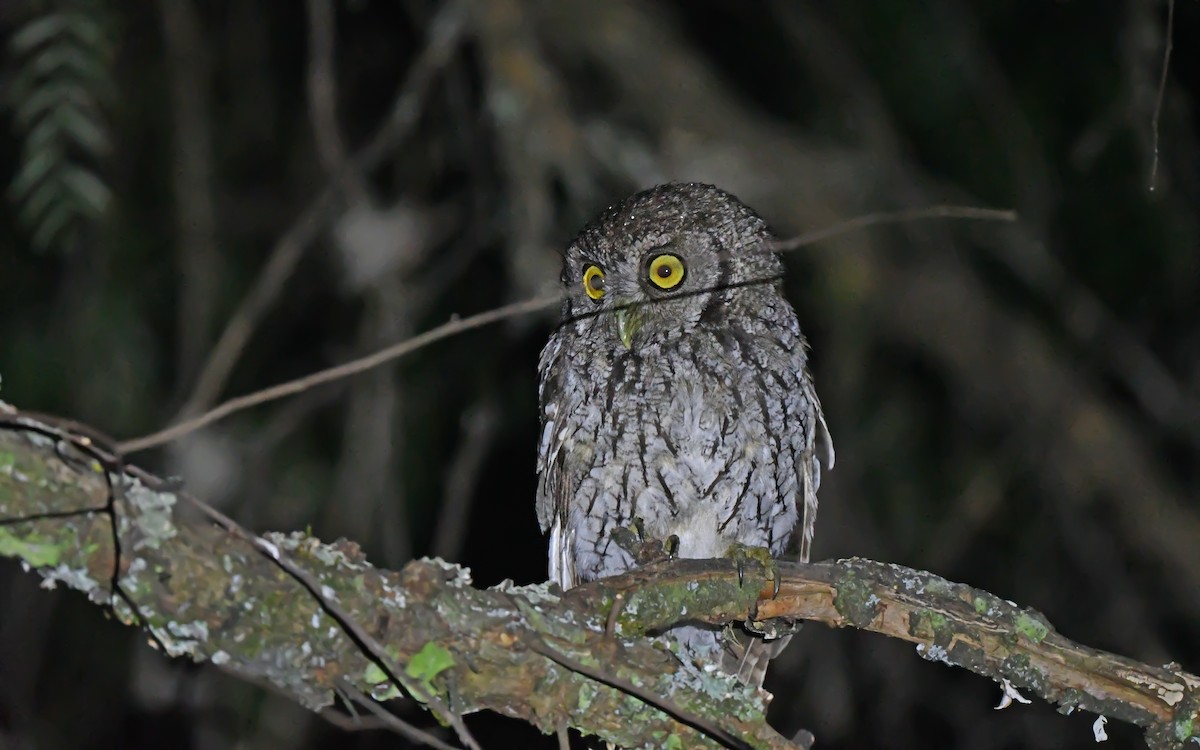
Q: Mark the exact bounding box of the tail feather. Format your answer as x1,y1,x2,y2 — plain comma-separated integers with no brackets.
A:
722,627,794,690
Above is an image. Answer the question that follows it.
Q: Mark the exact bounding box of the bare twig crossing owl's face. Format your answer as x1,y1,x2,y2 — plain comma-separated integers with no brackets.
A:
559,183,785,352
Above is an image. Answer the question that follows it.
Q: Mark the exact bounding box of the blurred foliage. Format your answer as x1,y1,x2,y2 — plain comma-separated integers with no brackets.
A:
5,0,115,252
1,1,1198,749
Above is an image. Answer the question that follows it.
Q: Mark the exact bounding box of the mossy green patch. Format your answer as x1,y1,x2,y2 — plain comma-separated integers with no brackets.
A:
1176,718,1194,742
834,573,880,628
910,609,950,641
406,641,455,696
0,528,62,566
363,662,402,700
1015,612,1049,643
974,596,988,615
577,681,595,712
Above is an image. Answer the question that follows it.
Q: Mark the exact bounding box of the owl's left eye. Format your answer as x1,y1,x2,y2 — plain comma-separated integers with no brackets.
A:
583,264,606,300
648,254,685,290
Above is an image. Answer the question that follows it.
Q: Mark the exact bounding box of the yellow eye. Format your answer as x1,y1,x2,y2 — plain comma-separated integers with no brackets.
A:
648,254,685,290
583,264,606,300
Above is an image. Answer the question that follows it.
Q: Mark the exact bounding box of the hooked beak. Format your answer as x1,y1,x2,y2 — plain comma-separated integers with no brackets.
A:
614,302,643,350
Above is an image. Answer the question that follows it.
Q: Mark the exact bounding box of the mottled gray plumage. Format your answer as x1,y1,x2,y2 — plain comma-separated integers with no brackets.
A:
536,183,833,687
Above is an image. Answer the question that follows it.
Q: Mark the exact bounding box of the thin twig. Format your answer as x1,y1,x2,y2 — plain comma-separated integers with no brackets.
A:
768,205,1017,253
318,709,391,733
1148,0,1174,191
432,398,500,559
124,200,1019,453
326,279,413,567
175,0,471,419
158,0,219,386
118,294,560,453
337,683,462,750
304,0,369,202
522,634,766,750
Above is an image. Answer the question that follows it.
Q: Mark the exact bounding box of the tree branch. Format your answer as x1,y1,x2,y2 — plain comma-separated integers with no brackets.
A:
1,405,1197,749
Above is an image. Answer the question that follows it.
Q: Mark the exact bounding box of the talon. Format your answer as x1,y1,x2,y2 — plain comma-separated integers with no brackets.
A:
632,517,647,543
664,534,680,559
726,542,777,593
610,521,676,566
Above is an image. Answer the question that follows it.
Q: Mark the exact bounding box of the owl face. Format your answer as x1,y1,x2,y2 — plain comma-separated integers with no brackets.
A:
559,183,783,351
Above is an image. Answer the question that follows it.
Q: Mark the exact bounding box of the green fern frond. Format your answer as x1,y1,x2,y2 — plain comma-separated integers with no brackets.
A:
6,0,116,253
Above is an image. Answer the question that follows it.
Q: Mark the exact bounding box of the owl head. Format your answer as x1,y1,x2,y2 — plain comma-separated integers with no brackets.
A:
559,182,784,350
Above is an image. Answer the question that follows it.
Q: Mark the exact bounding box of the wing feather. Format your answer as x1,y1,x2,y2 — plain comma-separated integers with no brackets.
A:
536,337,580,589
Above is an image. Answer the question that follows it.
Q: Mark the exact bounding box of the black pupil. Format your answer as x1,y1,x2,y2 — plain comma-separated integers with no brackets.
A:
657,264,672,277
589,273,603,290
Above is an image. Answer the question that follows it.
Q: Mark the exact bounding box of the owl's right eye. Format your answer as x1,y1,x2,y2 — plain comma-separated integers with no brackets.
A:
583,265,606,300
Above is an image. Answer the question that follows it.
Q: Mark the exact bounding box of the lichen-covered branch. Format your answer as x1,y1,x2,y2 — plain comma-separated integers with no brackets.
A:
1,406,1197,750
569,561,1200,749
0,408,789,750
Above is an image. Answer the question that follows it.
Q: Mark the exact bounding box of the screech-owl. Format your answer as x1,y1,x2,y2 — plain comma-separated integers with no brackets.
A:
536,182,833,687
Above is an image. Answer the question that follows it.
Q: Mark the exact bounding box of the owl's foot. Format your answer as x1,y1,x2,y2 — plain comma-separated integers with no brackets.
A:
726,542,781,598
744,617,801,640
611,518,680,567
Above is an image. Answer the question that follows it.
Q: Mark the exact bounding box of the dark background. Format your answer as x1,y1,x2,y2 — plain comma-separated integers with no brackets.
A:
2,1,1199,748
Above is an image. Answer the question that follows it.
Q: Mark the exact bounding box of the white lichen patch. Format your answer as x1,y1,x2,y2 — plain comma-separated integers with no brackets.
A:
264,531,370,572
377,577,409,609
666,644,766,722
1120,668,1189,705
212,650,230,665
1092,715,1108,742
167,619,210,642
40,563,100,597
994,678,1032,710
915,642,951,665
420,557,473,587
490,579,561,605
121,479,178,550
150,625,203,659
308,541,361,569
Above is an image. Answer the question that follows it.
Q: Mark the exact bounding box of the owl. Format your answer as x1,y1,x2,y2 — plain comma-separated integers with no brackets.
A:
536,182,833,687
